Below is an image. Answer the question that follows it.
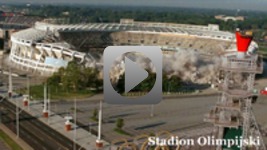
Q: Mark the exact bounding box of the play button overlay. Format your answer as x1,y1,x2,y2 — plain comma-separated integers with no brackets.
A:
104,46,162,105
125,57,148,93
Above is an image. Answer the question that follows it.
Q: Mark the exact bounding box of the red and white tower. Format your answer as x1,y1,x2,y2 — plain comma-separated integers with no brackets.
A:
204,29,266,150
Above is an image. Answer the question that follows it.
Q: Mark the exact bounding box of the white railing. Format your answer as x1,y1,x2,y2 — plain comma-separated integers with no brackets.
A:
35,43,85,60
10,54,58,73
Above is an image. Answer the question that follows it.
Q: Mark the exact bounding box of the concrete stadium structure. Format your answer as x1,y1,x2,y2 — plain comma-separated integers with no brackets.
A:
0,15,42,53
10,18,237,75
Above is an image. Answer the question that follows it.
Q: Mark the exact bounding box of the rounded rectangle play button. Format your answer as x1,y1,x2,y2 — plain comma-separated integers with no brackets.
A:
104,46,162,104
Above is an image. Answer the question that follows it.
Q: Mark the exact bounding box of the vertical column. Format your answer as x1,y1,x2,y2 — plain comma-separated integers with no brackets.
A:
216,127,224,150
35,47,44,72
43,83,48,118
96,100,103,149
23,76,30,107
27,47,35,71
8,66,12,98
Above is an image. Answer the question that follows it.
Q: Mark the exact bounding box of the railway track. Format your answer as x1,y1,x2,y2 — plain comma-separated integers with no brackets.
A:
0,98,84,150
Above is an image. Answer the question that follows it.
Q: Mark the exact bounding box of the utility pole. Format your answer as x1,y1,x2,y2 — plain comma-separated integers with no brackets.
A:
23,75,30,110
96,100,103,149
9,65,23,139
14,73,24,139
8,66,12,98
43,82,48,118
8,66,18,138
98,100,102,140
48,86,51,124
16,91,19,138
27,75,30,96
73,98,77,150
150,104,154,117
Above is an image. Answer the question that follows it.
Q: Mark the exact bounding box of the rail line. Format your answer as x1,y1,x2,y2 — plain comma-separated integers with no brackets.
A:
0,98,84,150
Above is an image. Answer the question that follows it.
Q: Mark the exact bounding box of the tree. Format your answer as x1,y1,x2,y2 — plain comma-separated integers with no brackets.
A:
46,60,101,93
115,73,125,93
115,71,182,93
47,72,61,86
135,71,156,92
81,67,101,89
116,118,124,129
63,61,82,91
115,71,156,93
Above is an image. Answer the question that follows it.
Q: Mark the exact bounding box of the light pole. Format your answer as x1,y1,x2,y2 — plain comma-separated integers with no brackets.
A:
16,94,28,138
7,66,18,138
23,75,30,109
16,97,30,138
150,104,154,117
16,93,20,138
8,65,19,138
98,100,102,139
43,82,49,118
27,75,30,96
96,99,103,149
47,86,51,124
73,98,77,150
8,66,12,98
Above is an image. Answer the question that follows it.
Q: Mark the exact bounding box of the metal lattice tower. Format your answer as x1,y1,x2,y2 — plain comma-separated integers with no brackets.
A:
204,29,266,150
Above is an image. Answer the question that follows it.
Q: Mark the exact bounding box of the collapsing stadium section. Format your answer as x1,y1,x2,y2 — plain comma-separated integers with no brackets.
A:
9,19,233,75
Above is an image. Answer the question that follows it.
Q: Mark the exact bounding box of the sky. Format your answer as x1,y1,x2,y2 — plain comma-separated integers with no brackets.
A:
1,0,267,11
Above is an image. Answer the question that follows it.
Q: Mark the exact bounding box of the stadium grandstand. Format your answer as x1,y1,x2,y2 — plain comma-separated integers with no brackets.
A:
9,18,246,76
0,11,16,17
0,11,42,29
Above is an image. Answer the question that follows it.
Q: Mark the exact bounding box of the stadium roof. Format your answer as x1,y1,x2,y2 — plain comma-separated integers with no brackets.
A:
36,22,233,40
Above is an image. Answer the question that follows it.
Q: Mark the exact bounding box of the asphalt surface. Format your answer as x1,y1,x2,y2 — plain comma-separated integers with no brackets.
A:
49,94,267,144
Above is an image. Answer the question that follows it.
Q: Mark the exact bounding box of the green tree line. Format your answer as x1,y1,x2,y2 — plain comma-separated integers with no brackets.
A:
115,71,182,93
47,61,102,92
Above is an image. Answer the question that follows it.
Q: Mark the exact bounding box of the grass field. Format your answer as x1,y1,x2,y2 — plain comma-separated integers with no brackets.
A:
17,84,97,100
0,129,23,150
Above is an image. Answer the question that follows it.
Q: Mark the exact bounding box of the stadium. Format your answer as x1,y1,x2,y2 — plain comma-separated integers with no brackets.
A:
2,14,267,150
8,18,240,76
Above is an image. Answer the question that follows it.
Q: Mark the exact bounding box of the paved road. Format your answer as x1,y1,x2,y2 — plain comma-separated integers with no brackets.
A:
50,93,267,144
